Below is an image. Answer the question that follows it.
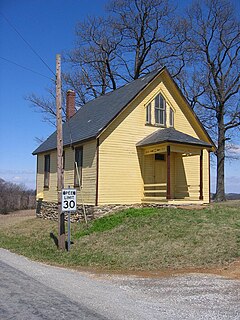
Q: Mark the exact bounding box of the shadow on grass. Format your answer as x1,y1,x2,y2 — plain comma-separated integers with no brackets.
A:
50,232,58,247
50,232,74,251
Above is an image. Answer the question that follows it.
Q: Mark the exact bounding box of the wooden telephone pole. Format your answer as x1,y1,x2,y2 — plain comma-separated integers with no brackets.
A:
56,54,65,250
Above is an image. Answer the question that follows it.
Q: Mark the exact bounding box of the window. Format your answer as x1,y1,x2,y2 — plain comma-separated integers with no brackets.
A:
154,94,166,126
155,154,165,161
44,154,50,188
146,103,151,124
74,147,83,187
169,108,174,127
145,93,167,127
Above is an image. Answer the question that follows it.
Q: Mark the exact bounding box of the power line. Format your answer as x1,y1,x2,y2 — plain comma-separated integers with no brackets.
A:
0,11,55,77
0,56,54,80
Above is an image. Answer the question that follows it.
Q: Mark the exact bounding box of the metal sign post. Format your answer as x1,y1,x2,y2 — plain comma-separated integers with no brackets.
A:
62,188,77,251
68,211,71,251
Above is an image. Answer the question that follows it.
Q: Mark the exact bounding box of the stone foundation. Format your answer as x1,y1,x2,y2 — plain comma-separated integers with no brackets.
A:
36,199,203,223
36,200,147,222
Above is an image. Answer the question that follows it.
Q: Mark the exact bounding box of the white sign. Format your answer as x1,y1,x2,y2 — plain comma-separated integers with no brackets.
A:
62,189,77,212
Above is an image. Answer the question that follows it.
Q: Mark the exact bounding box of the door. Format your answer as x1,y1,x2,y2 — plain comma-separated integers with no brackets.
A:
154,154,166,196
154,154,166,183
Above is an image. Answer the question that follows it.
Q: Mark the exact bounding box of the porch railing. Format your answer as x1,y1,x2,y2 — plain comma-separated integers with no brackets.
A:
174,184,200,199
143,183,167,200
143,183,201,201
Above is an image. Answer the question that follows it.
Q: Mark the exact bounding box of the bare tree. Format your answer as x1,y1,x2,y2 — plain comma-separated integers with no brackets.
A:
65,0,185,94
65,16,122,101
179,0,240,201
108,0,185,80
26,87,67,127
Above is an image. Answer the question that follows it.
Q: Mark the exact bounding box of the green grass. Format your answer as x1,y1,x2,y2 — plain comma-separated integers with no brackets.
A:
1,202,240,271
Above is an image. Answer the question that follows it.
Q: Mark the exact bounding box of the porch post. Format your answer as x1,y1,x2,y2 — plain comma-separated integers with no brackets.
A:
167,146,171,199
199,150,203,200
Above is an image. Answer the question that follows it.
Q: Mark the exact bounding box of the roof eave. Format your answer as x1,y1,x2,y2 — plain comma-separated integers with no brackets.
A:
32,135,97,155
163,68,216,151
137,140,213,149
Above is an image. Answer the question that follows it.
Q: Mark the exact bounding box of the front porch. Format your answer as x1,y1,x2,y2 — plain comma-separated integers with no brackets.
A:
136,128,212,204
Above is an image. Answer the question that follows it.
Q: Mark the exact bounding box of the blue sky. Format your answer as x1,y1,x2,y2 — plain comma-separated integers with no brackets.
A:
0,0,239,193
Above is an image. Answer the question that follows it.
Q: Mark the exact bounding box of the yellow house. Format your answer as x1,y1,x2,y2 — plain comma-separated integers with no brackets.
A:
33,67,214,218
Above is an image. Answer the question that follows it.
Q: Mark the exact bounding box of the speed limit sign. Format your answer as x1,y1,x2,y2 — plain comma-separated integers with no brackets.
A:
62,189,77,212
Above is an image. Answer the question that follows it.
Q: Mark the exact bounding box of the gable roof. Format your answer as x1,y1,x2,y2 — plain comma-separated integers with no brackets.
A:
136,128,213,148
33,67,215,155
32,68,162,155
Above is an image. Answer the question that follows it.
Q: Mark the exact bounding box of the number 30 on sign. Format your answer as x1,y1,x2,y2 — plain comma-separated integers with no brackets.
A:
62,189,77,212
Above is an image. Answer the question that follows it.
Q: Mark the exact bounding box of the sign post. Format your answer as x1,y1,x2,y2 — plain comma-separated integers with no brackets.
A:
62,188,77,251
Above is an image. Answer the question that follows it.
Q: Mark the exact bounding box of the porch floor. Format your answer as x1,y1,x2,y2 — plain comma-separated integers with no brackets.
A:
142,198,205,205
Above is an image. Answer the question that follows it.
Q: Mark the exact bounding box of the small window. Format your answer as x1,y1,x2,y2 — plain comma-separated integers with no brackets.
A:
74,147,83,187
155,154,165,161
155,94,166,126
44,154,50,188
146,103,151,124
169,108,174,127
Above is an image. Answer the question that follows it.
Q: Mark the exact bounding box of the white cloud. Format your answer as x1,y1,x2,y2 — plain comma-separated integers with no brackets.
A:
226,144,240,156
0,170,36,190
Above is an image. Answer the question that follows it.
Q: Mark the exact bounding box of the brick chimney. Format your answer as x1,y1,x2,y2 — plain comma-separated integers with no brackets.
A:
66,90,76,120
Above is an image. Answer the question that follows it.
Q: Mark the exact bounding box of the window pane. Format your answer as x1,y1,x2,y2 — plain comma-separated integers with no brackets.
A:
160,95,164,109
44,154,50,188
146,103,151,123
155,94,166,125
74,147,83,187
160,110,164,124
155,108,160,124
170,108,174,126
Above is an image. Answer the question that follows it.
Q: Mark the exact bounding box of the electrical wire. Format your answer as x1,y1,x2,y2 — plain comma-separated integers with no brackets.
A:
0,56,54,80
0,11,55,77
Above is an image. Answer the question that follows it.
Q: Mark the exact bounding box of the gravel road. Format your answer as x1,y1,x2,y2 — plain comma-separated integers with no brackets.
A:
0,248,239,320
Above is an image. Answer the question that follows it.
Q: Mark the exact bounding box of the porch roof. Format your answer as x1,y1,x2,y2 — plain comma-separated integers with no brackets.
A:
136,128,213,148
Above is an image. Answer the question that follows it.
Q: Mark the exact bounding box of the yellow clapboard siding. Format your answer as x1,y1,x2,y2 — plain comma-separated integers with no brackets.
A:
203,149,210,202
98,73,210,205
36,140,97,204
36,154,44,199
36,69,212,206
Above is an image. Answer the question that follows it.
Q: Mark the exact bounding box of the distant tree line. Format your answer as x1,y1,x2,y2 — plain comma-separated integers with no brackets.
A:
0,178,35,214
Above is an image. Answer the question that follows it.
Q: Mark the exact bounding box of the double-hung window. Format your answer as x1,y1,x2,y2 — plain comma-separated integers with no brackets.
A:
44,154,50,188
74,147,83,187
146,103,151,124
155,94,166,126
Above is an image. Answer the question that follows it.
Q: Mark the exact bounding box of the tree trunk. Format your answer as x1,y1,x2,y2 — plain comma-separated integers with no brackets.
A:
215,111,226,202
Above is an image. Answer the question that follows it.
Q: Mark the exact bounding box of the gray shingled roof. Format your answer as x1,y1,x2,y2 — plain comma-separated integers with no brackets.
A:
32,68,162,155
136,128,213,148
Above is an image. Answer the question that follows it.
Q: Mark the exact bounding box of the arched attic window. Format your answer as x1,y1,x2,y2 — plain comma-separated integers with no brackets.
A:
145,93,166,126
154,94,166,126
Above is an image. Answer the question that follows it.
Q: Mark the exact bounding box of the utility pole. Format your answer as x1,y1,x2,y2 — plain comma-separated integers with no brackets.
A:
56,54,65,250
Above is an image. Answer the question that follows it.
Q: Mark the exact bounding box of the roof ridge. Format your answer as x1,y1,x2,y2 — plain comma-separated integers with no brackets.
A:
79,68,162,108
32,66,166,155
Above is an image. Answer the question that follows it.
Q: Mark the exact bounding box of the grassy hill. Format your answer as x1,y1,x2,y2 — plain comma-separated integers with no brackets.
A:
0,201,240,271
